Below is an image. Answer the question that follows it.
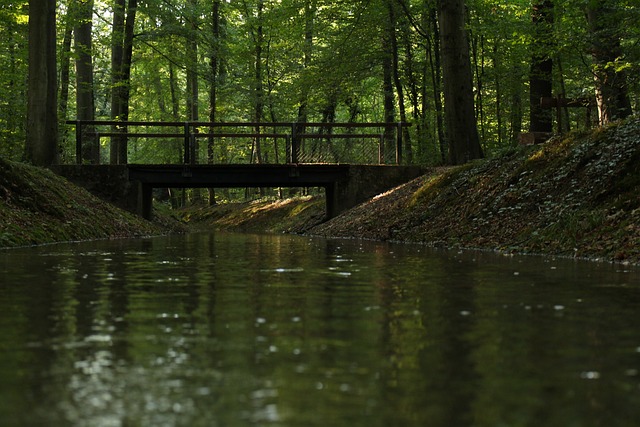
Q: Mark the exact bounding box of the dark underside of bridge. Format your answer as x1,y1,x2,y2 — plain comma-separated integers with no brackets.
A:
128,164,350,188
52,163,426,221
130,164,352,219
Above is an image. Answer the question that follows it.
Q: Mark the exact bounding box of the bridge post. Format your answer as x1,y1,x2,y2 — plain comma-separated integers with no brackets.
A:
137,182,153,220
290,123,299,163
324,182,338,219
183,122,196,165
396,122,403,165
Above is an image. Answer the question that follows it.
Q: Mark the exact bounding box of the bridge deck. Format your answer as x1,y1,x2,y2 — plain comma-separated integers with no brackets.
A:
127,164,351,188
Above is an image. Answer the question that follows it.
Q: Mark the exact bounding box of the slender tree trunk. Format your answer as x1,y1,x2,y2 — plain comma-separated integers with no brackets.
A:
492,43,503,147
403,25,424,162
529,0,553,134
26,0,58,166
438,0,483,165
169,63,180,121
187,0,202,204
473,35,486,145
208,0,221,206
59,9,74,120
118,0,137,163
75,0,98,164
387,0,412,164
110,0,125,164
382,16,396,164
252,0,265,165
294,0,315,162
429,6,446,164
586,1,632,125
107,1,138,165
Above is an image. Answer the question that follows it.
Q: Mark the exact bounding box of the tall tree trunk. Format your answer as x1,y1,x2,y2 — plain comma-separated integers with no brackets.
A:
382,15,396,164
75,0,98,164
252,0,265,164
26,0,58,166
186,0,199,124
110,0,125,164
492,42,503,146
586,0,632,125
59,8,74,121
118,0,137,163
387,0,412,164
529,0,553,134
403,22,423,163
438,0,483,165
473,34,486,145
429,6,446,164
208,0,221,206
294,0,315,162
187,0,202,204
169,63,180,121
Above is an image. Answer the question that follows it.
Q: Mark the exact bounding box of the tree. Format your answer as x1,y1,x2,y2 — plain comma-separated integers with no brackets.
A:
26,0,58,166
110,0,138,165
381,1,396,163
585,0,632,125
207,0,222,206
75,0,98,164
529,0,553,134
0,2,28,160
12,0,640,172
437,0,483,165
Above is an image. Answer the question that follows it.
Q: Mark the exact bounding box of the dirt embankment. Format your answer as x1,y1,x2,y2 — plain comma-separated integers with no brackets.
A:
310,117,640,263
0,157,182,248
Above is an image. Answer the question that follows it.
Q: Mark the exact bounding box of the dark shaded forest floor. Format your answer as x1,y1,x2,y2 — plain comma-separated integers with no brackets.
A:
188,116,640,264
2,116,639,264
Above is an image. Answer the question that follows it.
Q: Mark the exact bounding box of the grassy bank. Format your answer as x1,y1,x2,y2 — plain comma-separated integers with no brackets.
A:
0,157,177,248
310,117,640,263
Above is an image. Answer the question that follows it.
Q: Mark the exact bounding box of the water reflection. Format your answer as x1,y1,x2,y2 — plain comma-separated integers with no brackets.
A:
1,233,639,426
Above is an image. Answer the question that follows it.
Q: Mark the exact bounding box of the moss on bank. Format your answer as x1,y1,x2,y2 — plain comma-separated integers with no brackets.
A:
0,157,171,248
181,196,325,234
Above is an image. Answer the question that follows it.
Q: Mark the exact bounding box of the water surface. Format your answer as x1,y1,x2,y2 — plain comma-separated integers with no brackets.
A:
1,232,639,426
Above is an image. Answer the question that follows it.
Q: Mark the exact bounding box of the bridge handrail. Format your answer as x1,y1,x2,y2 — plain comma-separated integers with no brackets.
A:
66,120,411,165
67,120,412,128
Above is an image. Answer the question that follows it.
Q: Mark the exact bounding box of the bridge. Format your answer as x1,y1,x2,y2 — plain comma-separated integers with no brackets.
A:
53,121,425,220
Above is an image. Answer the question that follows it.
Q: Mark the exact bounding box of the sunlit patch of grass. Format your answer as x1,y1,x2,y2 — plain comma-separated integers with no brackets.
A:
409,164,472,207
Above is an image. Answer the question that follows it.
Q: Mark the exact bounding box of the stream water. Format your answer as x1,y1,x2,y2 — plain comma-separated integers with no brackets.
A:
1,232,639,426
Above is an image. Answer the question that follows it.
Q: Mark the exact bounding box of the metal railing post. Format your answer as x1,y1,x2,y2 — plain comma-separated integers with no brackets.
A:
183,122,190,164
290,122,298,164
396,122,403,165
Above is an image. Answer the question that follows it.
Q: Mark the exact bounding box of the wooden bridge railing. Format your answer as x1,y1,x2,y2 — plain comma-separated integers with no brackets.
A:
66,120,412,166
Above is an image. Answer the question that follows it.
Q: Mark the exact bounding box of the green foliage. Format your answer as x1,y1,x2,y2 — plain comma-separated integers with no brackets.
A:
2,0,640,166
0,1,28,160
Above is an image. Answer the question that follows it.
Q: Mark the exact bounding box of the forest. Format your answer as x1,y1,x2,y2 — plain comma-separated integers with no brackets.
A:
2,0,639,171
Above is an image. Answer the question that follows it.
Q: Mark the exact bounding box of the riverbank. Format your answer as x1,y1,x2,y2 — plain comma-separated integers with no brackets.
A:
2,116,639,262
189,116,640,264
0,157,184,248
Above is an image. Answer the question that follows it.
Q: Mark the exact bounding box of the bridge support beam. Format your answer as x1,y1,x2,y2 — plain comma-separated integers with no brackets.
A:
137,182,153,220
324,183,338,220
